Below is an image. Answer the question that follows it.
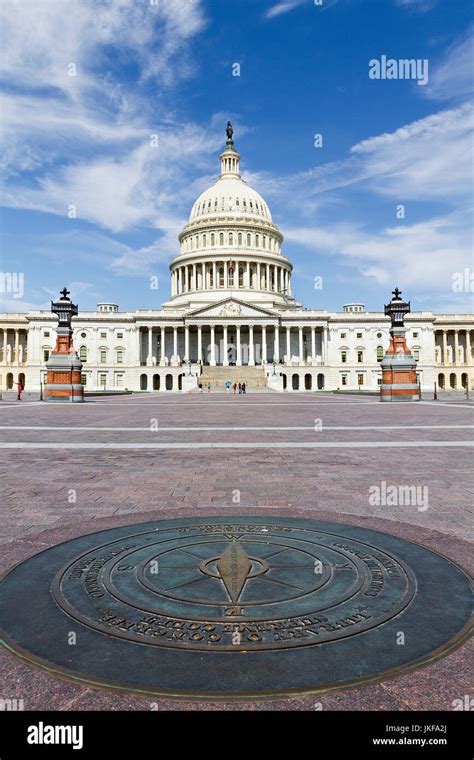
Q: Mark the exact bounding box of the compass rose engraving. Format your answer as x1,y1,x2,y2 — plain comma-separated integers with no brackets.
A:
200,540,269,604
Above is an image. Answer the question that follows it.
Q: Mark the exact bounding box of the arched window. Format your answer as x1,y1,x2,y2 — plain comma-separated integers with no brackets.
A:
140,374,148,390
238,232,242,246
79,345,87,362
228,232,233,245
211,233,215,246
247,233,251,246
228,268,234,286
203,234,206,247
219,232,224,245
255,234,259,247
376,346,384,362
263,235,267,249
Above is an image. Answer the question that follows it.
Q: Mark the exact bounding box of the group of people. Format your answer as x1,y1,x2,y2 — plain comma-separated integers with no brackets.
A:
197,381,247,394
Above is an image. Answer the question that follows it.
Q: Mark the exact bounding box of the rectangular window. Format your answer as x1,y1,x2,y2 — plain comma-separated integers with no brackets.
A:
341,374,348,386
357,374,364,385
80,373,87,386
413,349,420,361
99,373,107,387
357,351,363,363
340,332,346,339
44,331,50,337
413,332,418,338
377,377,382,386
117,332,123,339
116,350,123,364
100,350,107,363
100,332,107,339
43,349,50,362
341,351,347,363
357,332,362,339
115,374,124,387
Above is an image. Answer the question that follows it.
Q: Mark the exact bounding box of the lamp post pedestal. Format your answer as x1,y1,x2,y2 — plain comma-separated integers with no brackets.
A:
44,288,84,403
380,288,420,403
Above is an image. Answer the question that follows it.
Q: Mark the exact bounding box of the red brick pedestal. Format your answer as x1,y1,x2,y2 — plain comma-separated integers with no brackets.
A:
44,289,84,403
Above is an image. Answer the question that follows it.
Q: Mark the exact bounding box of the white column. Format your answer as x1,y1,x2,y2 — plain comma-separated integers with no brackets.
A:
210,325,216,366
212,261,217,290
298,326,303,365
223,325,228,366
274,325,279,362
262,325,267,364
311,326,316,365
191,264,196,291
173,326,178,364
454,330,459,365
2,328,6,363
197,325,202,363
224,260,228,289
257,263,261,290
14,330,19,364
246,261,250,289
236,325,242,366
249,325,255,366
184,325,189,361
288,271,292,295
466,331,471,365
160,326,166,366
442,330,448,364
286,326,291,365
147,326,153,366
266,264,270,291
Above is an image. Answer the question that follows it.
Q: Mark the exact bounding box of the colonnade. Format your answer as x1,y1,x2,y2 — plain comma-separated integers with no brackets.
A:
0,328,28,364
171,261,291,296
435,329,472,365
139,324,325,367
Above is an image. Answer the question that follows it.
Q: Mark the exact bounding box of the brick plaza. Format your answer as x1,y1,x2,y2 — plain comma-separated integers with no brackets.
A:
1,392,473,710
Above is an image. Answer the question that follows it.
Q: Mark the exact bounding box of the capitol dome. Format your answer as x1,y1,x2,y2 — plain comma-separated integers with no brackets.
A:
166,123,294,310
189,177,272,223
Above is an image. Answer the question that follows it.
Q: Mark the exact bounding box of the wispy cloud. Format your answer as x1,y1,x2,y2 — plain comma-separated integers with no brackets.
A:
425,26,474,101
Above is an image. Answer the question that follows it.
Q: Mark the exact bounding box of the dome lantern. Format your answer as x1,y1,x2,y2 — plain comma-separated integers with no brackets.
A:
219,121,240,179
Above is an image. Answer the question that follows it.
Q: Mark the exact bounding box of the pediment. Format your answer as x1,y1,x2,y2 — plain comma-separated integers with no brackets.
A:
186,298,278,319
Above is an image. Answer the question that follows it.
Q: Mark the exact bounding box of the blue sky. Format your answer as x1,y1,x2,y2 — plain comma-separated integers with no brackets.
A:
0,0,472,313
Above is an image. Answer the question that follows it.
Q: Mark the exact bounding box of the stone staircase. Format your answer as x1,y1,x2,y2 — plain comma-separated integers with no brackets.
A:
197,366,268,391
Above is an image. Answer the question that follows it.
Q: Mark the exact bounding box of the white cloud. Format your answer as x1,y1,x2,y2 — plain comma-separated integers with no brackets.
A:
255,103,472,205
425,27,474,101
265,1,305,18
284,208,473,294
395,0,437,10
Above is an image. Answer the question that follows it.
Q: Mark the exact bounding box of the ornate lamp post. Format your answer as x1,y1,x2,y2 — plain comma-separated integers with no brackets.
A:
43,287,84,403
380,287,420,402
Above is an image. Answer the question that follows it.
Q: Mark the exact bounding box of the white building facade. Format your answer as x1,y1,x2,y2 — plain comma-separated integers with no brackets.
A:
1,131,473,393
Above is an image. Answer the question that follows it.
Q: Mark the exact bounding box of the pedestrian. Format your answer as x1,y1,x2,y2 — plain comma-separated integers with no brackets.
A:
242,382,246,394
207,382,211,393
17,380,23,401
199,382,203,393
238,382,242,394
225,381,230,394
233,383,237,394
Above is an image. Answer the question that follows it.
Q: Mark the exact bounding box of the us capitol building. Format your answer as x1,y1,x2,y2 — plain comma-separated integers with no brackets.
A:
2,125,473,394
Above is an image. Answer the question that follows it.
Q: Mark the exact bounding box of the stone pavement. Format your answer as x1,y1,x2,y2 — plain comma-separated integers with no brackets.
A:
0,392,473,710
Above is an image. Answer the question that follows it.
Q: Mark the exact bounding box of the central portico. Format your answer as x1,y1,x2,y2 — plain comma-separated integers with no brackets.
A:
136,125,328,387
